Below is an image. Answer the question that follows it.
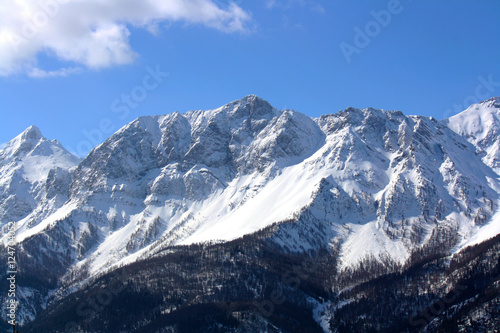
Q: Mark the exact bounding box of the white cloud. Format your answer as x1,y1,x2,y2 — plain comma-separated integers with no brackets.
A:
0,0,251,77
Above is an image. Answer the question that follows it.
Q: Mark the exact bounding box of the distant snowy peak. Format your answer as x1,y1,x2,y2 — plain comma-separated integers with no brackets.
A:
444,97,500,139
0,125,44,160
0,126,79,226
443,97,500,173
0,125,79,164
0,125,79,184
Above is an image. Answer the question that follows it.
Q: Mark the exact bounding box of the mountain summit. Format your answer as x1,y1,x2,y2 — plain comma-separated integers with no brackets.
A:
0,126,79,225
443,97,500,173
0,125,43,160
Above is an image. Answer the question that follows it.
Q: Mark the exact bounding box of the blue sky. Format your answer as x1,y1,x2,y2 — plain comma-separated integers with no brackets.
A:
1,0,499,156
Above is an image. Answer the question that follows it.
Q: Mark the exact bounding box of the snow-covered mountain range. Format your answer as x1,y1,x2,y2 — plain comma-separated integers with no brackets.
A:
1,95,500,328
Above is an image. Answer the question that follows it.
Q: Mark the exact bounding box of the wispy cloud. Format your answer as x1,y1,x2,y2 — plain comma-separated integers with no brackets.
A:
266,0,279,9
0,0,251,77
28,67,84,78
265,0,323,12
310,4,325,15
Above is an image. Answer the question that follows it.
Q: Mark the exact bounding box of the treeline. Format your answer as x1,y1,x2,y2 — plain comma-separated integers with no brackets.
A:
20,226,500,332
23,234,336,332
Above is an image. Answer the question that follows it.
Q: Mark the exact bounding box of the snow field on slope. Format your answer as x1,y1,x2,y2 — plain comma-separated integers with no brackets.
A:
457,197,500,250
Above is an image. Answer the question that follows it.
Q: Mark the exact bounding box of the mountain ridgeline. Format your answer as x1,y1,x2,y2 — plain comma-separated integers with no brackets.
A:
1,95,500,332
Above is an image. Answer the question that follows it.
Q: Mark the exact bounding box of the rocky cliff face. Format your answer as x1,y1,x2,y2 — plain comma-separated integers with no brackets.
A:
1,95,500,328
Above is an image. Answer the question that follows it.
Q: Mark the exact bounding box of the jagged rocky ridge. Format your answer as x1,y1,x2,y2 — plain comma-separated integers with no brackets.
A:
1,95,500,331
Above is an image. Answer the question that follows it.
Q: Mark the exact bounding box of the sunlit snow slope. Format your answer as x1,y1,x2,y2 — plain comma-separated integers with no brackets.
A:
444,97,500,174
